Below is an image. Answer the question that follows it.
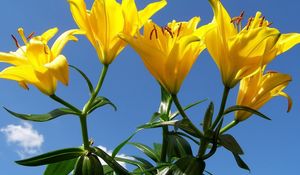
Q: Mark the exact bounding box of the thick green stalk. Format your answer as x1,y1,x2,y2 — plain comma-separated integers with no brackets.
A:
210,86,230,130
172,94,204,138
220,120,239,134
80,115,90,150
160,97,172,162
82,64,109,115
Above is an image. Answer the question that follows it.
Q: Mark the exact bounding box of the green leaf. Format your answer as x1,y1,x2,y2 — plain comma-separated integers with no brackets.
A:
170,99,207,120
153,143,162,157
219,134,244,155
70,65,94,93
4,107,77,122
175,119,202,138
92,147,130,175
129,142,160,162
167,133,193,159
203,102,214,133
16,148,85,166
44,158,77,175
171,156,205,175
88,96,117,114
112,130,141,158
233,153,250,171
138,120,178,129
224,105,271,120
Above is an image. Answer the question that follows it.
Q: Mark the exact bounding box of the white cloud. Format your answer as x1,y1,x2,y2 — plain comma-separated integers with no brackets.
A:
97,145,133,168
1,122,44,158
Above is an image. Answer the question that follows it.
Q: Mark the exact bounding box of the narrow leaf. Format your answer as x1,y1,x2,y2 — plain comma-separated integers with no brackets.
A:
16,148,85,166
167,133,193,158
4,107,77,122
224,105,271,120
233,153,250,171
171,156,205,175
112,130,140,158
70,65,94,93
129,142,160,162
92,147,130,175
170,99,207,120
219,134,244,155
175,119,203,138
44,158,77,175
88,96,117,114
138,120,178,129
203,102,214,132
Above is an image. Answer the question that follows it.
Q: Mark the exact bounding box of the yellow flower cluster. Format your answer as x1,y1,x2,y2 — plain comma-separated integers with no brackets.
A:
0,0,298,121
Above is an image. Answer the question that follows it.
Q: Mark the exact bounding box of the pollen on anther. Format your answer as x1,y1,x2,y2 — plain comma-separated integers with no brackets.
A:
11,35,20,48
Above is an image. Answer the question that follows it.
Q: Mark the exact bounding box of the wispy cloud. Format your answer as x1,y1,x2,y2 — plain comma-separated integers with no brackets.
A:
1,122,44,158
97,145,132,168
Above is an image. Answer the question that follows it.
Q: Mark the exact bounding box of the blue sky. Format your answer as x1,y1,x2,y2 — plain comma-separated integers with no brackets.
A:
0,0,300,174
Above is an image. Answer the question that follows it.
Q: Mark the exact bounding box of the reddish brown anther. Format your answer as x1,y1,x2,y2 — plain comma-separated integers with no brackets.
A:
164,26,174,38
259,16,266,27
27,32,35,40
231,11,244,24
11,35,20,48
246,17,254,30
177,23,182,37
150,25,158,40
267,22,273,27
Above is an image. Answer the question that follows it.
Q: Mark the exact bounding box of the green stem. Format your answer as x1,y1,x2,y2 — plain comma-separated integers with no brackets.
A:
160,96,172,162
172,94,204,138
82,64,109,115
220,120,239,134
50,94,81,114
210,86,230,130
80,115,90,150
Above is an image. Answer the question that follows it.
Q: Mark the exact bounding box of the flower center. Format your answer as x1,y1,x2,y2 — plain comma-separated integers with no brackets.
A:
231,11,272,32
11,28,35,48
150,23,183,40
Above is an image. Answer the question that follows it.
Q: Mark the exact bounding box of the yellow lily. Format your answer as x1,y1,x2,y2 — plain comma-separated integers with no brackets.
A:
206,0,300,88
68,0,167,65
235,66,292,121
120,17,213,94
0,28,81,95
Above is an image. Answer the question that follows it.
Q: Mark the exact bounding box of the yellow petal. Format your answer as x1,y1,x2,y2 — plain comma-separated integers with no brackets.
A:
26,40,50,72
275,33,300,56
40,28,59,42
45,55,69,85
68,0,90,31
278,91,292,112
0,66,37,84
209,0,236,40
138,0,167,27
122,0,139,34
0,52,27,65
51,29,83,58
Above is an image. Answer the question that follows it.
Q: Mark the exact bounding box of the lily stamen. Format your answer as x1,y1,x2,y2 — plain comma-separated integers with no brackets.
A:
177,23,182,37
164,26,174,38
18,28,28,44
267,22,273,27
150,25,158,40
259,16,265,27
11,35,20,48
27,32,35,40
246,17,254,30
